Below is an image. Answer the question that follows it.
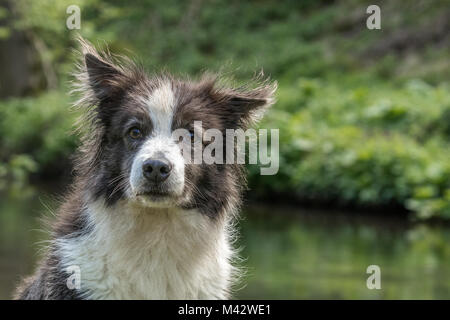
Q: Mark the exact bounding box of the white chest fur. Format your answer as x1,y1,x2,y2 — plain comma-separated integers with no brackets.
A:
57,200,235,299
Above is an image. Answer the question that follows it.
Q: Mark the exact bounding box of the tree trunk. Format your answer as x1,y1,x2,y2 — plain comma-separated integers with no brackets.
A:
0,0,51,98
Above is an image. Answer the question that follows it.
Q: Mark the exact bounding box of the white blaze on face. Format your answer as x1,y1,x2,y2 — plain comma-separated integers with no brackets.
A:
146,82,176,136
129,82,185,203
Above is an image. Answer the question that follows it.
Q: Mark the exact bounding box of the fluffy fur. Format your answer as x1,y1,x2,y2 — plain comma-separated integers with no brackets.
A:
14,37,276,300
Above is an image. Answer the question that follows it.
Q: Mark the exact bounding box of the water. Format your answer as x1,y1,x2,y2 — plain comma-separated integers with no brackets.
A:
1,188,449,299
238,206,450,299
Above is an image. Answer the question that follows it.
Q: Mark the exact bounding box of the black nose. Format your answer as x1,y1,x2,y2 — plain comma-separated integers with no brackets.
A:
142,159,172,183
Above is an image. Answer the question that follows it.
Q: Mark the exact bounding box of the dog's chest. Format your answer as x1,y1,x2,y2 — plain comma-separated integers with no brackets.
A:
58,206,232,299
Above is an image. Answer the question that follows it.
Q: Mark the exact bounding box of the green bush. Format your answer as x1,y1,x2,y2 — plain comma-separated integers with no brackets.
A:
0,91,77,189
1,0,449,219
249,79,450,219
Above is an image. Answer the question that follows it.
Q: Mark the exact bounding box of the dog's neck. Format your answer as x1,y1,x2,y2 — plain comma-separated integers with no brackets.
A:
57,199,235,299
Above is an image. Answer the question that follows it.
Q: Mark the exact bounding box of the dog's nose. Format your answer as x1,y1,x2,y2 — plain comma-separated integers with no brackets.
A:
142,159,172,183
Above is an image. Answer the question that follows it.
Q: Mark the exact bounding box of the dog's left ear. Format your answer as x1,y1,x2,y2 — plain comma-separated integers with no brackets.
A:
209,76,277,129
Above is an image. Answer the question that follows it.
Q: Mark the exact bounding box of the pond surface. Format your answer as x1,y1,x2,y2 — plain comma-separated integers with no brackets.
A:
1,187,449,299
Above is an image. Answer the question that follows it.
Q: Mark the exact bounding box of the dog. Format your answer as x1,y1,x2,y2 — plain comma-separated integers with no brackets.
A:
14,38,276,299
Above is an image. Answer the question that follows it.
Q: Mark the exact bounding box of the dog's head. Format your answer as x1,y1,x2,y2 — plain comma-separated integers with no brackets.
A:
74,39,276,218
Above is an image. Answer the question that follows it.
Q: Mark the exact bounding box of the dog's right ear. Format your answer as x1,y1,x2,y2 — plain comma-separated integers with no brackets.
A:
84,53,124,99
76,37,130,102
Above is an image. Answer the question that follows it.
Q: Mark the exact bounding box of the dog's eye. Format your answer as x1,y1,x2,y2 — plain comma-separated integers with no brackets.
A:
128,127,143,139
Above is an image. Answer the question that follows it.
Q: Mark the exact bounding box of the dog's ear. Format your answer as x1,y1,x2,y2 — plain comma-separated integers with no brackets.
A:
76,37,129,101
206,75,277,129
224,83,277,128
84,53,124,99
75,36,144,103
74,37,145,127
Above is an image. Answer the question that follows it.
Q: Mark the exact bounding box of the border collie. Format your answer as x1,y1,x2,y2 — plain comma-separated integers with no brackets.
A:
14,38,276,300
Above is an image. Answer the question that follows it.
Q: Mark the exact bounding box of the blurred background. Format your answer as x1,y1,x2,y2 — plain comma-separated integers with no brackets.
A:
0,0,449,299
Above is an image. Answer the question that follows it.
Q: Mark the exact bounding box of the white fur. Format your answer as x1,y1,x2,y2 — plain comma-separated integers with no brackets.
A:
57,199,235,299
129,82,185,206
144,82,176,135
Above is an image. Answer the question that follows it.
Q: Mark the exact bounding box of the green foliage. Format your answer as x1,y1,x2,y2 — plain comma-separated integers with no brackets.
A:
1,0,449,219
249,79,450,219
0,91,78,190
